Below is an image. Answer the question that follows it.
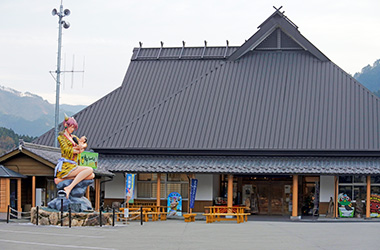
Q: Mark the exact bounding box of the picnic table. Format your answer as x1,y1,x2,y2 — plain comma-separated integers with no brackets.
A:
117,206,168,222
203,206,250,223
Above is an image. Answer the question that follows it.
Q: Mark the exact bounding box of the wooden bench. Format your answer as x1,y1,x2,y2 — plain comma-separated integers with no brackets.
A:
203,206,250,224
183,213,196,222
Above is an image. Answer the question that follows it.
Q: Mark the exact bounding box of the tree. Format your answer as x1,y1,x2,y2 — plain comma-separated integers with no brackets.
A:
0,127,36,155
0,136,15,155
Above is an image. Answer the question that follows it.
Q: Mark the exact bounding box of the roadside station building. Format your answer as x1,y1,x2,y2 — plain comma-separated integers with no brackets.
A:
2,8,380,219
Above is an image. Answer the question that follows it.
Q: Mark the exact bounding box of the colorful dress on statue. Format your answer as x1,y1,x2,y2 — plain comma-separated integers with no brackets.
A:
55,132,80,178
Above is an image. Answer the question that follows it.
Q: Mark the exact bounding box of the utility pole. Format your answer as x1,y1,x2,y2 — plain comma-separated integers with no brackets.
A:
52,0,70,147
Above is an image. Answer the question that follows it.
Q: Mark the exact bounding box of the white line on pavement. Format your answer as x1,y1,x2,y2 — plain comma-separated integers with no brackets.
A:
0,229,104,238
0,239,116,250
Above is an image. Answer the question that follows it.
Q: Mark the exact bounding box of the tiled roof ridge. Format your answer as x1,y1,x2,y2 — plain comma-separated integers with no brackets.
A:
23,141,60,152
132,45,239,61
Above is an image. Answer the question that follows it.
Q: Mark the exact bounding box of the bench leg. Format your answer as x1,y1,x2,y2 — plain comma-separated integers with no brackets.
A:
161,214,167,221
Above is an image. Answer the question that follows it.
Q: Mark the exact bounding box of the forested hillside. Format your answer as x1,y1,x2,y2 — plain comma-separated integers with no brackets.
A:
0,127,36,155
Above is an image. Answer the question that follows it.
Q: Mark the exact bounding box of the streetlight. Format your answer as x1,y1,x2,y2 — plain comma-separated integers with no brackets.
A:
52,0,70,147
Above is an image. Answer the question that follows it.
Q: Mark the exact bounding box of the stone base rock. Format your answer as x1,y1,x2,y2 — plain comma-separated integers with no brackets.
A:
31,207,113,226
48,179,94,212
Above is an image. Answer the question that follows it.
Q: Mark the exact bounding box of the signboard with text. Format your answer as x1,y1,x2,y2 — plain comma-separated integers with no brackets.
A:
189,179,198,209
125,173,136,203
78,151,98,169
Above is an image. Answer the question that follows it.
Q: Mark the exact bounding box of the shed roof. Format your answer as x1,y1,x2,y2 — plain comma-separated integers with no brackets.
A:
34,8,380,155
0,165,26,178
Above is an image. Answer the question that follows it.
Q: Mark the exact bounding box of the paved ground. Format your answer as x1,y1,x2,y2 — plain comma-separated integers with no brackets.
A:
0,219,379,250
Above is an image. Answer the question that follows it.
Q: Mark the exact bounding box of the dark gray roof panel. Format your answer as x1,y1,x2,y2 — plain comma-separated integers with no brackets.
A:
34,9,380,153
90,51,380,150
100,155,380,175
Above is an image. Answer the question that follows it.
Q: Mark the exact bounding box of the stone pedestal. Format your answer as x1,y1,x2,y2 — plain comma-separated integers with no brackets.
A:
31,207,113,226
48,179,93,212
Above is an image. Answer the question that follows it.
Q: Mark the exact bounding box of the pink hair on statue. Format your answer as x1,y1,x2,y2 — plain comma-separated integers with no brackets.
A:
64,117,78,130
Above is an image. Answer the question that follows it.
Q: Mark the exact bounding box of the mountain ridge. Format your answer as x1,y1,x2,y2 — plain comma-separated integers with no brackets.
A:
354,59,380,94
0,85,86,136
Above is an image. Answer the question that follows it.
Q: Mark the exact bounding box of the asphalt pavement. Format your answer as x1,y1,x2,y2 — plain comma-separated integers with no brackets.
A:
0,219,379,250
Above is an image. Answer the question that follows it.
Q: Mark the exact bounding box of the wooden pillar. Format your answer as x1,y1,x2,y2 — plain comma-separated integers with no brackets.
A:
227,174,233,207
17,179,22,213
187,174,191,213
32,176,36,207
5,179,10,212
366,175,371,218
95,179,101,211
292,175,298,217
334,176,339,218
156,173,161,207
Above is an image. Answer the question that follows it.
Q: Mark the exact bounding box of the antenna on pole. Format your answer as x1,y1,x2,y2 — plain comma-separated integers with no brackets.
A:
50,1,85,147
51,0,71,147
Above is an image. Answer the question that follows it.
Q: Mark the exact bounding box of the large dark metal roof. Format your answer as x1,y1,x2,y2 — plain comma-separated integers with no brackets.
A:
34,9,380,155
101,155,380,175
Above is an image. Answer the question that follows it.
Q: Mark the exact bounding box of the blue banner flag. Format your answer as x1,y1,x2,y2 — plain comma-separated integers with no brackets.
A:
189,178,198,209
125,173,136,203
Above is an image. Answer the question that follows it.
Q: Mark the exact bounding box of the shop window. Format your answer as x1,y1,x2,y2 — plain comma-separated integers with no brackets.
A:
339,176,352,183
137,182,151,198
151,183,166,198
371,176,380,184
138,173,153,181
338,186,352,197
353,186,366,200
353,176,366,184
372,186,380,194
339,175,376,201
168,173,188,182
136,174,189,199
138,173,163,181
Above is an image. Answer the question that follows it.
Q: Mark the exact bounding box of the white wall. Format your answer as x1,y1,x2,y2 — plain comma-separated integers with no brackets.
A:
105,173,125,199
194,174,214,200
320,176,335,202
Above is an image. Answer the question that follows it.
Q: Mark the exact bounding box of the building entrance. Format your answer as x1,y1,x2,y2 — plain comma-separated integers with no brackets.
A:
241,176,292,216
257,183,286,215
10,179,18,218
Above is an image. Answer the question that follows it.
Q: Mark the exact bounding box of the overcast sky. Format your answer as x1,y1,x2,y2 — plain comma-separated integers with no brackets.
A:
1,0,380,106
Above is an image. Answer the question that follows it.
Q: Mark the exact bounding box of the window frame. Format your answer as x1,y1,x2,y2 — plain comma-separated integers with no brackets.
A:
136,173,189,200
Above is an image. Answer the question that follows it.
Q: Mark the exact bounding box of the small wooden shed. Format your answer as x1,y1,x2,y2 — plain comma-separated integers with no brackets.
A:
0,164,26,219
